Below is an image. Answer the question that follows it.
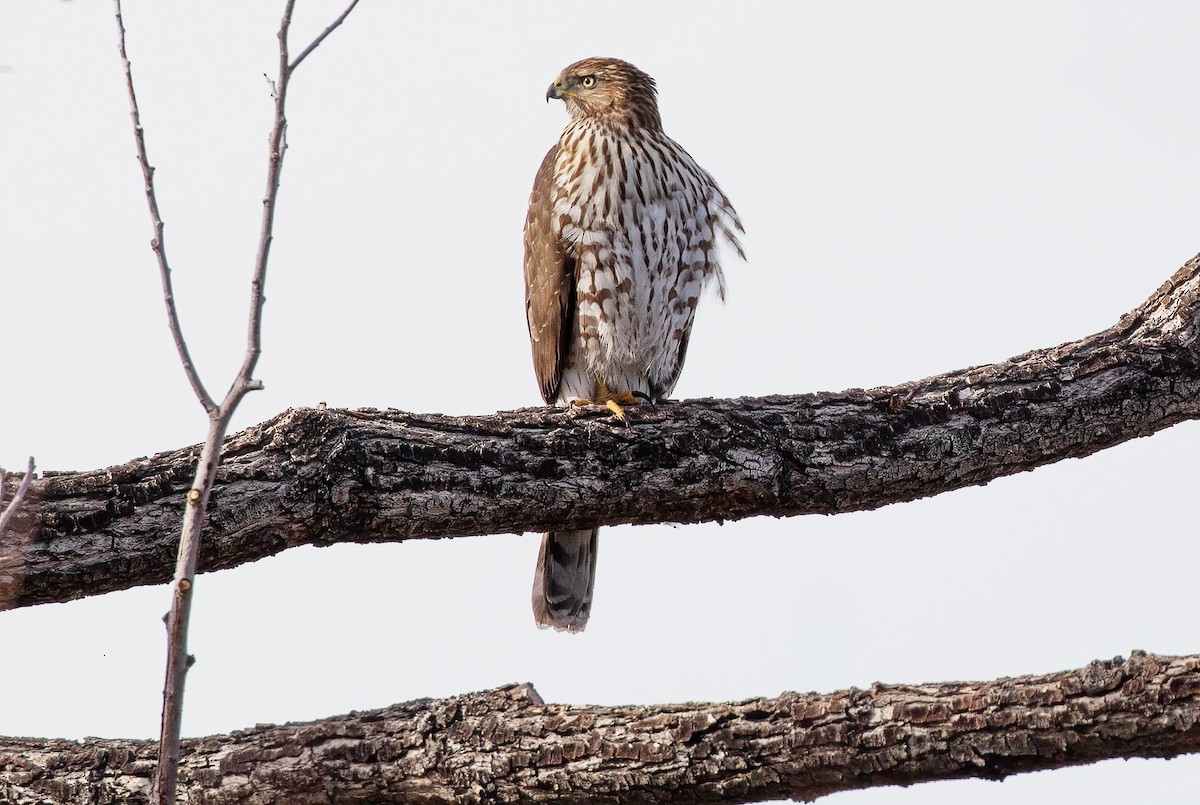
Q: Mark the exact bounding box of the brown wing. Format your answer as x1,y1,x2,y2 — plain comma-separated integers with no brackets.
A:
523,144,576,404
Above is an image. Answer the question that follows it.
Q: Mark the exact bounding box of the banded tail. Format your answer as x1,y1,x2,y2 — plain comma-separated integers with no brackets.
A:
532,528,598,632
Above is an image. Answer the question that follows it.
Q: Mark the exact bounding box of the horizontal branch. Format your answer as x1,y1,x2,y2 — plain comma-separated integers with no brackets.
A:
2,651,1198,803
2,252,1200,611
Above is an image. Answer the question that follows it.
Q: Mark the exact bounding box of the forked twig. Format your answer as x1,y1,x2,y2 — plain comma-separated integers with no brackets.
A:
289,0,361,73
111,1,362,801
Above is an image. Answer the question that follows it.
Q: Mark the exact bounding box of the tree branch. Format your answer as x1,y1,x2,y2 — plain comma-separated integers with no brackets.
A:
225,0,294,411
3,250,1200,612
113,0,214,413
0,457,35,612
2,651,1197,804
288,0,361,73
112,2,362,800
0,457,34,537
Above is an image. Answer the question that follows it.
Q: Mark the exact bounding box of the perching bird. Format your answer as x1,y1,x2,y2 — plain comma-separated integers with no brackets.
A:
523,57,744,632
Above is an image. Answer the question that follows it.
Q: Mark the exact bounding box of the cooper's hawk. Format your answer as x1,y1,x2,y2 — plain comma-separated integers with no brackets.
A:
524,58,744,632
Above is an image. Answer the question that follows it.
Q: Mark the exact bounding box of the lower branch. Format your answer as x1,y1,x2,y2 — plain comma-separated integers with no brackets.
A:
2,651,1197,804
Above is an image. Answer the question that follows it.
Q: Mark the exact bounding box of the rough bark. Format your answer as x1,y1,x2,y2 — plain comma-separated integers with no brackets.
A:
2,651,1197,804
3,252,1200,612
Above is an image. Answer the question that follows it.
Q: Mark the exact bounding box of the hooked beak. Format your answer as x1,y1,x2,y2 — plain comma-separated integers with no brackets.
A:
546,80,565,103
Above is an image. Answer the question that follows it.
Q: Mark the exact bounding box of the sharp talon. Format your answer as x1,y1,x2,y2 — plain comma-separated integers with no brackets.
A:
630,390,655,405
605,399,627,422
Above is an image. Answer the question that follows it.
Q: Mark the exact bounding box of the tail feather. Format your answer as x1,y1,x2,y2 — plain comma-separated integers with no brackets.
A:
532,528,598,632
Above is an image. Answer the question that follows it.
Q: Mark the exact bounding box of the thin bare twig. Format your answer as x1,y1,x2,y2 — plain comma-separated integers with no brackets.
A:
152,419,224,804
0,457,35,536
113,0,214,414
224,0,298,410
288,0,361,73
109,1,363,801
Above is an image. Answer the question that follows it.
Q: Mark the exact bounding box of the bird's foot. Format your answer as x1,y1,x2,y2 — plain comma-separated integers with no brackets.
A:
596,386,654,423
569,385,653,424
604,399,629,422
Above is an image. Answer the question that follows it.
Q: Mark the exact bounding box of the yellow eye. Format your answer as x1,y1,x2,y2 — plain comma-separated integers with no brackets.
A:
581,76,596,89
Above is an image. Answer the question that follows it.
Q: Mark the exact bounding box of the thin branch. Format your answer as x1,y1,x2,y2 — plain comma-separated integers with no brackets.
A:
111,1,363,800
148,1,295,796
0,457,34,536
288,0,362,73
220,0,297,414
151,420,226,805
113,0,214,413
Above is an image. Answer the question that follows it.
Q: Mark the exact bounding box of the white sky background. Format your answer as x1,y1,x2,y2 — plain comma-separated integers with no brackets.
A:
2,1,1200,802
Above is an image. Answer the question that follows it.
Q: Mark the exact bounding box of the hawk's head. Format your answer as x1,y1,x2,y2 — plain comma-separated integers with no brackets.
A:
547,58,661,130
